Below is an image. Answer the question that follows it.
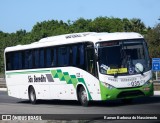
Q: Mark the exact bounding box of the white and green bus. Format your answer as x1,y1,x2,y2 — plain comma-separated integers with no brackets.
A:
4,32,153,106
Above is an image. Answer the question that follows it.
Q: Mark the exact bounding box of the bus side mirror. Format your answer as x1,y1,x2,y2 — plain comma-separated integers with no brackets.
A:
150,57,152,69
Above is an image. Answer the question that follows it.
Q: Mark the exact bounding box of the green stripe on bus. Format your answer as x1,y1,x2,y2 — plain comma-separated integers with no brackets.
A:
50,69,92,100
6,69,93,100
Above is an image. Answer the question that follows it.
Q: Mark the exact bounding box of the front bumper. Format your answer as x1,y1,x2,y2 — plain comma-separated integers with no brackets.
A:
100,82,153,101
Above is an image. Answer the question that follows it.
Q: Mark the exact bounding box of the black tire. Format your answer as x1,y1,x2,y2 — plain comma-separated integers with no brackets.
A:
122,99,133,104
28,86,37,104
78,86,89,106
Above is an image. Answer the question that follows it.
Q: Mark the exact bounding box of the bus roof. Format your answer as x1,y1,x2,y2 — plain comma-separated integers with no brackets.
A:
5,32,143,52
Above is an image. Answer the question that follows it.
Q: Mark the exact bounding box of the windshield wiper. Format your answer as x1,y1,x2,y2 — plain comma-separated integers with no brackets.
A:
113,68,118,78
114,64,121,78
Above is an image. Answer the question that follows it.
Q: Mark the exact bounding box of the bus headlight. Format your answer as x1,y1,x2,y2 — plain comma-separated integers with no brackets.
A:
149,79,153,83
101,82,115,89
143,79,152,86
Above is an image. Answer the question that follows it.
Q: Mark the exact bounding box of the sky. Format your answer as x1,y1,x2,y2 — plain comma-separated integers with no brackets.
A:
0,0,160,33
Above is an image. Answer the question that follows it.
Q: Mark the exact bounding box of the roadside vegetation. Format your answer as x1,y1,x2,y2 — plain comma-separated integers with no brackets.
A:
0,17,160,75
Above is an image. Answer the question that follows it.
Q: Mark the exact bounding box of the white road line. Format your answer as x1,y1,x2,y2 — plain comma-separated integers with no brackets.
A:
154,91,160,95
0,88,7,91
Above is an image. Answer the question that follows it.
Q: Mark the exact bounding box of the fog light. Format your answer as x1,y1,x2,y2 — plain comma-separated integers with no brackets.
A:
144,87,150,91
149,79,153,83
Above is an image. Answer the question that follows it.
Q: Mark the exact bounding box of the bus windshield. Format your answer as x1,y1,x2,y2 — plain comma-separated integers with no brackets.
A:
98,39,150,76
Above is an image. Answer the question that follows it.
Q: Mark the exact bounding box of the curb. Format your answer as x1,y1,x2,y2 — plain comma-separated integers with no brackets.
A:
0,88,7,91
154,91,160,96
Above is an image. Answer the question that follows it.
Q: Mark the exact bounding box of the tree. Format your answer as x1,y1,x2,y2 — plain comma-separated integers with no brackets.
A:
130,18,146,34
145,23,160,58
0,17,158,74
89,17,124,32
70,18,91,32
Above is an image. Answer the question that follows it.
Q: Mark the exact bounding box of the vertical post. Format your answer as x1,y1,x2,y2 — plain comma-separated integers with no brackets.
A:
156,71,158,80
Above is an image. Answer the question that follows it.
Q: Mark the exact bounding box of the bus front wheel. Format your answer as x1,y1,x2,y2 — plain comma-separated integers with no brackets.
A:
28,86,37,104
78,86,89,106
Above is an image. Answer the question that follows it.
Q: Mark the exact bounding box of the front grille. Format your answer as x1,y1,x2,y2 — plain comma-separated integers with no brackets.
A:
117,90,145,99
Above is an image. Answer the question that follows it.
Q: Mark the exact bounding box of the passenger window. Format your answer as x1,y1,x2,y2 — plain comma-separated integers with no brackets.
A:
6,52,12,70
58,47,70,66
79,45,84,66
72,46,77,66
24,51,29,69
46,48,52,67
6,52,22,70
52,48,57,66
39,49,44,68
34,49,39,68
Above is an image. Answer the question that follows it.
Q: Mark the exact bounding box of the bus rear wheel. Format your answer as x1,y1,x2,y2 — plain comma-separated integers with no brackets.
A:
78,86,89,106
28,86,37,104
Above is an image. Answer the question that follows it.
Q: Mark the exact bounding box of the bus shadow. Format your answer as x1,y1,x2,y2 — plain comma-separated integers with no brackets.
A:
19,100,80,106
18,95,160,107
90,96,160,107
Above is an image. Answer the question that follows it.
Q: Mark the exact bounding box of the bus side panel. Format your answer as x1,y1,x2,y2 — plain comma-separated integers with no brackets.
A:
6,73,29,99
7,85,20,98
50,67,101,101
19,85,29,99
34,84,50,100
50,84,77,100
5,67,102,101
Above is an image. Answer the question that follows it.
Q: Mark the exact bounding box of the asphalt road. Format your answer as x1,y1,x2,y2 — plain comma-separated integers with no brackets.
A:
0,91,160,121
